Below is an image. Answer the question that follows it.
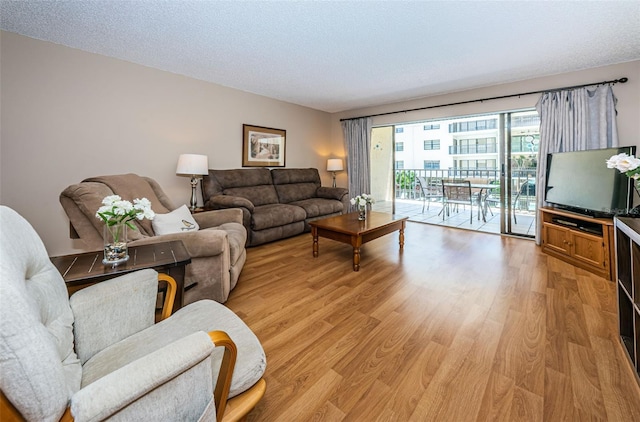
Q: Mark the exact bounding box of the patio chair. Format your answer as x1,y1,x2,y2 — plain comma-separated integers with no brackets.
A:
441,180,474,223
416,176,442,212
513,179,536,224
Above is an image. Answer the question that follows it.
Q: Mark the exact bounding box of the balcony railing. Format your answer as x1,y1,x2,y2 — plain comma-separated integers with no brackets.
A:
448,144,498,155
394,168,536,200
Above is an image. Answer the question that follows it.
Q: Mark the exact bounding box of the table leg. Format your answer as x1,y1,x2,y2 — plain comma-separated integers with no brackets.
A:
312,227,319,257
352,235,362,271
399,222,405,250
353,247,360,271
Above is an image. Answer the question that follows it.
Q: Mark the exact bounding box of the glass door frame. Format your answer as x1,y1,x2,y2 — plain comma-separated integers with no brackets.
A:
498,111,537,238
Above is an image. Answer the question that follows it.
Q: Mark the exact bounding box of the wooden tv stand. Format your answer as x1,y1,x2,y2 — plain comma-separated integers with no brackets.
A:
540,207,614,281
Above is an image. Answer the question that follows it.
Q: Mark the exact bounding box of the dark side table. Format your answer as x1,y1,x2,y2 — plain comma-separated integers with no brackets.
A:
50,240,191,314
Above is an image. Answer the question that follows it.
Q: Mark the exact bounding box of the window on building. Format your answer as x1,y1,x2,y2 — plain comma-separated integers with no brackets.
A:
423,139,440,150
424,160,440,169
448,119,498,133
457,159,497,169
396,142,404,152
395,161,404,169
512,135,540,153
395,127,404,134
423,124,440,131
451,137,496,154
512,115,540,127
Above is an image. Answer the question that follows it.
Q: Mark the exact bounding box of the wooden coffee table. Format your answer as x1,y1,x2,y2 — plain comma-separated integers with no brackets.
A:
309,211,408,271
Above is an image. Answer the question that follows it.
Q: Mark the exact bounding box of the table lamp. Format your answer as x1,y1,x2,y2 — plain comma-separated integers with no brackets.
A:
176,154,209,211
327,158,343,188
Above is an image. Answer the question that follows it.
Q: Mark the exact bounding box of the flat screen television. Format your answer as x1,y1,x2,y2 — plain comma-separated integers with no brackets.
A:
545,146,636,217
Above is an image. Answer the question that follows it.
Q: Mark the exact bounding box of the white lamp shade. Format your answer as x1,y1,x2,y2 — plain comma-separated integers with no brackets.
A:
327,158,343,172
176,154,209,176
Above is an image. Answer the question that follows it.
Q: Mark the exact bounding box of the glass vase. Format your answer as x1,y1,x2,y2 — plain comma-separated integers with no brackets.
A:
358,205,366,221
103,223,129,265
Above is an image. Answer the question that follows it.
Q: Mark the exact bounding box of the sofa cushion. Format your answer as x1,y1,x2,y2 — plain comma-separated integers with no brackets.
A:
204,168,275,199
271,168,321,185
274,182,319,204
251,204,306,230
290,198,344,218
271,168,322,203
250,222,305,246
81,300,266,398
316,186,349,201
224,185,279,207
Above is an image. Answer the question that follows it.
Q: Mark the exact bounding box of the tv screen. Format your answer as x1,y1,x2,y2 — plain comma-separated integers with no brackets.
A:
545,146,636,217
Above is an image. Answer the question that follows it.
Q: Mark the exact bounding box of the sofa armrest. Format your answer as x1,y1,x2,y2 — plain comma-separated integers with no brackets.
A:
205,195,255,213
70,269,159,364
316,186,349,201
129,228,228,257
70,331,217,422
193,208,243,228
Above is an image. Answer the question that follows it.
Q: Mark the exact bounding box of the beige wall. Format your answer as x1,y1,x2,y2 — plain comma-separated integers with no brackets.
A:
0,31,333,255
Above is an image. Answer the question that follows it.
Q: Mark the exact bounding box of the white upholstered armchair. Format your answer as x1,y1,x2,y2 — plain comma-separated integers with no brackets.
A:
0,206,266,421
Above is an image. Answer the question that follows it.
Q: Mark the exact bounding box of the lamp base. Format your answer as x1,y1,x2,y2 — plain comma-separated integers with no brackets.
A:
332,172,337,188
189,177,199,211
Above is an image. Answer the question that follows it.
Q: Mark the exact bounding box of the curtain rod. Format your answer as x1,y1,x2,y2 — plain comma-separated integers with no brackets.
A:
339,77,628,122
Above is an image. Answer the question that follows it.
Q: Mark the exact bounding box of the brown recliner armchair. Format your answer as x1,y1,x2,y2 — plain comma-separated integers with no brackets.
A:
60,173,247,304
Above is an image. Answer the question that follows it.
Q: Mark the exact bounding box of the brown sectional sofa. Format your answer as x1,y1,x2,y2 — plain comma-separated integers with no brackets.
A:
202,168,349,246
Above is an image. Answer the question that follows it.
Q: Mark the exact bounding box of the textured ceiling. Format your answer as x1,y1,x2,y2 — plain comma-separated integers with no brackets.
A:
1,1,639,113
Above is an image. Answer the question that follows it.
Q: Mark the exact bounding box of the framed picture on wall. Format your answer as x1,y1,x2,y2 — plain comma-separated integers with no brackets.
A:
242,124,286,167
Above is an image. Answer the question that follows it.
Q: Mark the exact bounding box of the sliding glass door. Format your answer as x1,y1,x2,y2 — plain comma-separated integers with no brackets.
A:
370,110,539,238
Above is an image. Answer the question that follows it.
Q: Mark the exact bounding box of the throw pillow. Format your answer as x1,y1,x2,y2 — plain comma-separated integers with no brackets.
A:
152,205,199,235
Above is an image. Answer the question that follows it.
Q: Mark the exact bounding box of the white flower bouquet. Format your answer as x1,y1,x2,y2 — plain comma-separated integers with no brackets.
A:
96,195,155,242
608,152,640,215
350,193,374,208
96,195,155,264
607,152,640,180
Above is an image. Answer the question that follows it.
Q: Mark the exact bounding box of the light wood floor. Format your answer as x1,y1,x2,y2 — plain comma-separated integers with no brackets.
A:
225,222,640,421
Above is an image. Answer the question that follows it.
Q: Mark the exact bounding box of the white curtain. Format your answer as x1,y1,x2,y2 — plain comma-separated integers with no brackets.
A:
341,117,373,210
534,85,619,244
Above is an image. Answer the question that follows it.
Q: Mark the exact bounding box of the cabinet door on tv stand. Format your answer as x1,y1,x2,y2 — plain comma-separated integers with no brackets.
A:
571,231,606,270
542,223,570,255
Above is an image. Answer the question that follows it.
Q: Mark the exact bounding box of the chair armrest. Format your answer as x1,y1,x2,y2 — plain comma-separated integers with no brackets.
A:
157,273,177,321
70,331,220,422
205,195,255,213
316,187,348,201
193,208,243,228
209,331,237,421
70,269,158,364
130,228,228,257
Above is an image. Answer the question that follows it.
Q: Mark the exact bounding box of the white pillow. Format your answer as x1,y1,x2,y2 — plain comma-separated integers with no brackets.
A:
152,205,200,235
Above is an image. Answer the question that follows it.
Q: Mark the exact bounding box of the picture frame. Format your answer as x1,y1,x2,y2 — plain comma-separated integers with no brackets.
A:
242,124,286,167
